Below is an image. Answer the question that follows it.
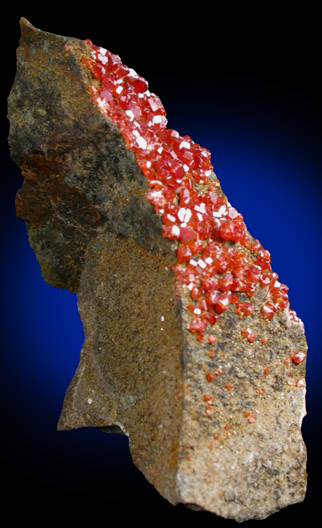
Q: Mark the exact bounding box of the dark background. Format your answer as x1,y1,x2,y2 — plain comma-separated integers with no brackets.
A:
1,6,321,525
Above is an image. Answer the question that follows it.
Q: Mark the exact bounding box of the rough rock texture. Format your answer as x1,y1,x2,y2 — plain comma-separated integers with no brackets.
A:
7,18,308,522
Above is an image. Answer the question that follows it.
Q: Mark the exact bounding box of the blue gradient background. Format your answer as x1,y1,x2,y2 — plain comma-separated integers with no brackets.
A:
1,9,321,525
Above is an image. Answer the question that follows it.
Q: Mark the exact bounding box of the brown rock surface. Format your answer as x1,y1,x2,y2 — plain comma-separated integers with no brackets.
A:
7,18,308,521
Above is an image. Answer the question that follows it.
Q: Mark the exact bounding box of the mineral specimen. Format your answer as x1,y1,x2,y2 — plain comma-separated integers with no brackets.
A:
7,18,308,522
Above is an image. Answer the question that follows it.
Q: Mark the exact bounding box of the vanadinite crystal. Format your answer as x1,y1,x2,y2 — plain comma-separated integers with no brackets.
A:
8,19,308,523
81,39,297,343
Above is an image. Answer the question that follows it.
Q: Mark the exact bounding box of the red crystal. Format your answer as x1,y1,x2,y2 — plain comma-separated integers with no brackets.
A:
261,302,275,321
189,317,208,334
177,243,192,263
214,293,230,314
235,302,254,318
218,273,234,292
292,352,306,364
229,293,239,304
203,394,214,404
191,287,202,301
127,76,148,93
241,327,256,343
201,277,218,292
148,93,165,113
179,226,197,242
205,406,212,417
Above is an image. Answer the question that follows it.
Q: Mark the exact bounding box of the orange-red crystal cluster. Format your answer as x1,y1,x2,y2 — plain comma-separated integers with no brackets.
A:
81,40,303,340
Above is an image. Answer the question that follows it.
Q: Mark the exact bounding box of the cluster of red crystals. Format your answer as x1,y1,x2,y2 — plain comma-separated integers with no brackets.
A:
81,40,304,340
